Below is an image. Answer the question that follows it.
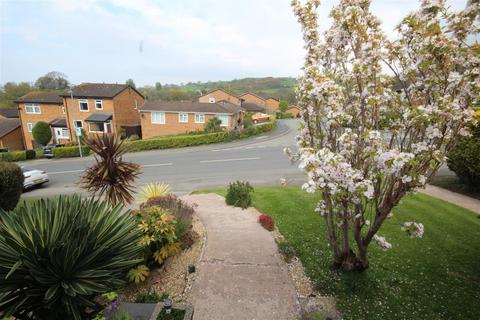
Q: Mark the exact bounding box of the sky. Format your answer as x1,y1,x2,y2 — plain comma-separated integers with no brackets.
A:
0,0,468,86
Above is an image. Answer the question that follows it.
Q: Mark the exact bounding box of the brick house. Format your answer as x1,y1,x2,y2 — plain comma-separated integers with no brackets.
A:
286,105,301,118
0,109,24,150
239,92,266,107
140,101,244,138
265,98,280,113
199,89,242,106
60,83,144,142
16,92,67,149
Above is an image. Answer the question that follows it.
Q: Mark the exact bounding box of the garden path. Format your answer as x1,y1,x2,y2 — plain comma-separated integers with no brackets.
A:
181,193,299,320
421,185,480,215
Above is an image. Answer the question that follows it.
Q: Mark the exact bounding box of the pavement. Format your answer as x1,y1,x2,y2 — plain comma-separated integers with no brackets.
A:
420,184,480,215
20,119,305,199
181,193,299,320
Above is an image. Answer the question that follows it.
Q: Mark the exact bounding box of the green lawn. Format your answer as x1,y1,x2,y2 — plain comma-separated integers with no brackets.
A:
203,187,480,320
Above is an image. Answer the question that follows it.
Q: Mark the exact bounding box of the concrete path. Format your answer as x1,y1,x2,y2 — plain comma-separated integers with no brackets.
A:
181,194,298,320
420,185,480,215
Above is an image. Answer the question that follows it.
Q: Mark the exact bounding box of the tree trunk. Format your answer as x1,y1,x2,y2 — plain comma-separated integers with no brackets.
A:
333,249,369,271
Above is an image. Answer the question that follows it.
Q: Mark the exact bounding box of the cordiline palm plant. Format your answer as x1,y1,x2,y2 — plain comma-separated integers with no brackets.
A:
81,134,141,206
0,195,143,320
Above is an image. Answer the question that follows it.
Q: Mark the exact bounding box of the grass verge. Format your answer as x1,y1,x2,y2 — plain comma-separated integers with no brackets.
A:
200,187,480,320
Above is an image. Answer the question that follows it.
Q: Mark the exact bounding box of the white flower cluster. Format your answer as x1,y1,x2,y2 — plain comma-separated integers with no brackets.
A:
401,221,425,238
373,235,392,251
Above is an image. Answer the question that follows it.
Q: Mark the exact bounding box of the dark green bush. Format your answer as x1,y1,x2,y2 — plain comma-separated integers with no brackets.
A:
0,195,143,320
276,112,294,119
0,151,26,162
447,124,480,191
204,117,223,133
277,240,296,263
226,181,254,209
32,121,52,146
134,290,168,303
25,149,36,160
0,162,24,211
52,146,91,158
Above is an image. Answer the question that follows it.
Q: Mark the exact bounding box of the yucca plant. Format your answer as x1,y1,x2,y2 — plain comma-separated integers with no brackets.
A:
138,182,171,203
80,134,141,206
0,195,143,320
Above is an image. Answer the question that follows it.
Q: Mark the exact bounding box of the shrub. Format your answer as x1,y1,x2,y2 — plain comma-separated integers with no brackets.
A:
109,309,131,320
32,121,52,146
130,206,181,282
0,162,24,211
0,195,143,320
0,151,26,162
25,149,36,160
124,132,227,152
276,112,294,119
142,194,195,239
226,181,254,209
279,100,289,112
258,214,275,231
138,182,171,203
81,134,140,206
204,117,223,133
52,145,90,158
277,240,296,263
127,134,140,141
447,124,480,190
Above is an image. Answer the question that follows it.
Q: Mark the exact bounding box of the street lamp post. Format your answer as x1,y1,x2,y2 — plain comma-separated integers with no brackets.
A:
68,88,82,158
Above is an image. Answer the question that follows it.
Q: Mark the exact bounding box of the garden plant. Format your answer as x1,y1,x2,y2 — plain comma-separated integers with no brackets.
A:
0,161,24,211
288,0,479,271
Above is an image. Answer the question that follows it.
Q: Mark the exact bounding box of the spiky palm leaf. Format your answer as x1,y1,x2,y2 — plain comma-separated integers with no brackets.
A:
80,134,141,206
0,195,143,320
138,182,171,203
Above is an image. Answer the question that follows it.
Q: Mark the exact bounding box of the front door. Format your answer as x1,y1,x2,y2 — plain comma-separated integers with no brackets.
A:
54,128,69,142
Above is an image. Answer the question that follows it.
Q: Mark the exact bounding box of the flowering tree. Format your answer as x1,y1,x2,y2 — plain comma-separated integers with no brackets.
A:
288,0,479,271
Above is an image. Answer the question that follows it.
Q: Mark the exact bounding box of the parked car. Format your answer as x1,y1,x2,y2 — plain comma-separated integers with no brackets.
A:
0,148,9,153
21,166,49,189
251,113,270,124
43,143,65,158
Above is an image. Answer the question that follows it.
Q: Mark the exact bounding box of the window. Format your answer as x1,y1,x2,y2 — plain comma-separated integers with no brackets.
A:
151,112,165,124
208,97,216,103
179,112,188,123
79,99,89,112
62,106,66,114
95,100,103,110
195,113,205,123
218,115,229,127
25,104,41,114
88,122,105,132
55,128,70,139
27,123,35,132
73,120,83,128
133,100,138,109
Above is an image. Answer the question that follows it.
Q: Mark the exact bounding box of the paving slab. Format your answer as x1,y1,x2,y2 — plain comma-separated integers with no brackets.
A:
182,194,299,320
420,185,480,215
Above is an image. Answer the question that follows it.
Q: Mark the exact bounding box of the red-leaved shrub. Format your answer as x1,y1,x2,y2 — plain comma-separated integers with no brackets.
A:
258,214,274,231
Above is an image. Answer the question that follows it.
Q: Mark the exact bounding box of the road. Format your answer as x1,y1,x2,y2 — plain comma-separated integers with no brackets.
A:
20,120,306,199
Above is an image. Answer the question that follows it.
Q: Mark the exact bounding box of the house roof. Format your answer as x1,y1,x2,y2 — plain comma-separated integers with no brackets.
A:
141,101,243,115
85,112,113,122
200,88,241,99
265,97,279,102
49,117,68,128
60,83,144,99
0,118,21,138
15,91,63,104
287,105,300,110
0,108,19,118
239,92,266,101
241,102,265,112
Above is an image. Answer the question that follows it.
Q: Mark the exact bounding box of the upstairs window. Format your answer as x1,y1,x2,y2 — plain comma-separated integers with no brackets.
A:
25,104,41,114
27,122,35,132
133,100,138,109
208,97,216,103
195,113,205,123
179,112,188,123
151,112,165,124
79,99,89,112
73,120,83,128
95,100,103,110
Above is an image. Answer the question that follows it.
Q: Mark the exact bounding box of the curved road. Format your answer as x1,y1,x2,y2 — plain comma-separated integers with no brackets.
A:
20,120,305,199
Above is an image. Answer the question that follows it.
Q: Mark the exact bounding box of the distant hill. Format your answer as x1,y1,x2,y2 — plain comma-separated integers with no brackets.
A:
139,77,298,103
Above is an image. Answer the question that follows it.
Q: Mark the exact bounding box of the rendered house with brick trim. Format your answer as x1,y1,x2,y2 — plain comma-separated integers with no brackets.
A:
140,100,244,138
60,83,145,143
16,92,67,149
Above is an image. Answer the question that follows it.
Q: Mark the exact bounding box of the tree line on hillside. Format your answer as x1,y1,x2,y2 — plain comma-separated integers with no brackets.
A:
0,72,69,108
0,75,297,109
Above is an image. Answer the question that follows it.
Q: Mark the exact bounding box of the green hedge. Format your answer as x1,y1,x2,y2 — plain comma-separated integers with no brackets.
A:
52,146,91,158
0,151,27,162
125,122,276,153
